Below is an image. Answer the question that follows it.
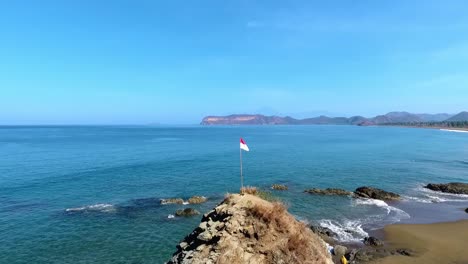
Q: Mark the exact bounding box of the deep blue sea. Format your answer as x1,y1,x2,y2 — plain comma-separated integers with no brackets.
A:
1,125,467,263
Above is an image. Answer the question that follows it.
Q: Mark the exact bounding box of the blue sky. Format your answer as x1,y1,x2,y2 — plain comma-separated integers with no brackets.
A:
1,0,467,124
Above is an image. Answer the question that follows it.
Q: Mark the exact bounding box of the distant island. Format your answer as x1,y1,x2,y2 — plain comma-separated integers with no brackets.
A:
200,111,468,130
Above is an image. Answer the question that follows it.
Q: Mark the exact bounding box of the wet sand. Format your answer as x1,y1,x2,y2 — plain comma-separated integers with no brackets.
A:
372,220,468,264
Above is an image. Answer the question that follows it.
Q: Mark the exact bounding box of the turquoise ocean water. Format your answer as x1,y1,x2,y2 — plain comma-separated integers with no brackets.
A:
1,125,467,263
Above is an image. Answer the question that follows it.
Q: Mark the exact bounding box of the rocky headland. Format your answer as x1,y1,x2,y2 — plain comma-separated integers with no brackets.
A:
167,193,333,264
166,182,467,263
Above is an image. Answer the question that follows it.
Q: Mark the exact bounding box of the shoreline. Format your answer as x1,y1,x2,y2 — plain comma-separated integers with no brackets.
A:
371,220,468,264
378,125,468,132
355,198,468,263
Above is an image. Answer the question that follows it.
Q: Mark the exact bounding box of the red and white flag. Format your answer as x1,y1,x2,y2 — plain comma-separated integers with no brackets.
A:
240,138,249,151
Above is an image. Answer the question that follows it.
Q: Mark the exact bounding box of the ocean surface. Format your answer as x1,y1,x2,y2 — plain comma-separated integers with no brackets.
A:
1,125,467,263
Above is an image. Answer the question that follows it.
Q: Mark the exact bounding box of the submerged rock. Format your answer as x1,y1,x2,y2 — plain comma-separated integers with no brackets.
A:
168,194,333,264
363,236,384,247
271,184,288,190
425,182,468,195
354,186,400,200
188,196,207,204
161,198,185,205
305,188,351,196
175,208,200,217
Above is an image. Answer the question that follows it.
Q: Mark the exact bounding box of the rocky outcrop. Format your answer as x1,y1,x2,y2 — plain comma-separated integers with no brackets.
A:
167,194,333,264
188,196,207,204
271,184,288,190
465,208,468,213
363,236,384,247
354,187,401,200
346,248,412,263
305,188,352,196
425,182,468,195
161,198,184,205
175,208,200,217
309,225,337,243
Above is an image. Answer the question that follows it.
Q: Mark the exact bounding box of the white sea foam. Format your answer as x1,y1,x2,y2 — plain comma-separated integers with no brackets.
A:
167,214,175,219
440,129,468,133
182,202,189,205
402,195,434,203
412,186,468,202
318,219,369,242
354,198,410,219
65,203,116,213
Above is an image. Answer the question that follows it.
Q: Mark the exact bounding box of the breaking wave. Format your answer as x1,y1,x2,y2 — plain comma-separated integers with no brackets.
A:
65,203,116,213
318,219,369,242
404,186,468,203
354,198,410,220
318,198,411,242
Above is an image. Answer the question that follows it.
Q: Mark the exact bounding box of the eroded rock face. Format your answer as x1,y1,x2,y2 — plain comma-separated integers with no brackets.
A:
354,187,400,200
305,188,352,196
167,194,333,264
425,182,468,195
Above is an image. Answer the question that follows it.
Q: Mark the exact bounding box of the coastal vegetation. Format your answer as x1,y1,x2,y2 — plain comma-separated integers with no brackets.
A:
380,121,468,130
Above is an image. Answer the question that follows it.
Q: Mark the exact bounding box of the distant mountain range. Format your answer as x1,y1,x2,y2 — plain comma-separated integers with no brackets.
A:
200,111,467,125
445,111,468,122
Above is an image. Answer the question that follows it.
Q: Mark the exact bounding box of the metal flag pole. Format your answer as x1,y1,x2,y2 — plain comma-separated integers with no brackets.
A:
240,146,243,192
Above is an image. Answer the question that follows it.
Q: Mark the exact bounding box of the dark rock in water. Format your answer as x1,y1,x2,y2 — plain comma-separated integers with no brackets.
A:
305,188,351,196
465,208,468,213
161,198,185,205
271,184,288,190
333,245,347,257
175,208,200,217
354,186,400,200
425,182,468,195
310,225,337,240
187,196,207,204
363,236,384,247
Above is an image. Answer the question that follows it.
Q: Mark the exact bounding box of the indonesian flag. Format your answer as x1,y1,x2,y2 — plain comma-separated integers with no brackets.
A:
240,138,249,151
